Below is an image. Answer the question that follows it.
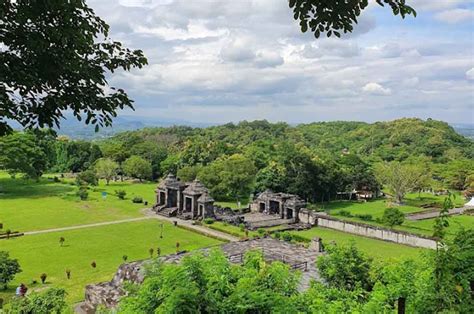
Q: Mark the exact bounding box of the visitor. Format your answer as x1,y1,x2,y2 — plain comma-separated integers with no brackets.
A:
15,283,27,297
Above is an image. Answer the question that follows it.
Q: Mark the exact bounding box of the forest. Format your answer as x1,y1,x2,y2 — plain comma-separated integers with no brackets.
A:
1,118,473,205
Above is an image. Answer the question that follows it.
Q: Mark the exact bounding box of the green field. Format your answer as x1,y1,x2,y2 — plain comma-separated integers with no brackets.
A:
0,172,156,232
290,227,425,261
0,219,222,304
314,192,473,237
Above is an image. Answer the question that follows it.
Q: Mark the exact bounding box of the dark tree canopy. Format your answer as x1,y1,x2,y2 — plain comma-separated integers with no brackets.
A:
0,1,147,135
289,0,416,38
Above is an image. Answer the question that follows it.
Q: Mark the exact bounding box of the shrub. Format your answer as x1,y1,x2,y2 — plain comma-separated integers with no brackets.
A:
53,176,60,182
273,232,281,239
75,170,97,186
257,228,265,236
338,210,353,217
355,214,373,221
282,232,293,242
203,218,214,225
382,207,405,227
115,190,126,200
132,196,143,203
122,255,128,262
239,223,245,232
77,187,88,200
40,273,47,284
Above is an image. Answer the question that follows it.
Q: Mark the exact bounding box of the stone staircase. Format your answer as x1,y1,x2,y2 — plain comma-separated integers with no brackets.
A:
157,207,178,217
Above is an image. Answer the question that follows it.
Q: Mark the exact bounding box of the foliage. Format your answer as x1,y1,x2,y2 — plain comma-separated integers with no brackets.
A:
94,158,118,185
75,169,98,186
119,249,300,313
0,251,21,289
203,218,214,225
53,139,102,173
0,131,50,180
131,196,143,203
375,161,425,203
115,190,127,200
122,155,152,181
382,207,405,227
0,0,147,135
76,186,88,200
199,154,256,202
6,288,67,314
317,242,373,291
289,0,416,39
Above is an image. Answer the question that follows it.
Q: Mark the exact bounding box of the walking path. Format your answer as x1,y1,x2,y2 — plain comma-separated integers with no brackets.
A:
23,208,238,242
23,217,151,235
405,207,465,221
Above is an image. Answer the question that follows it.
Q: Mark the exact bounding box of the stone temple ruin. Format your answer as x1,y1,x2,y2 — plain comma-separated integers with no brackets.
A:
81,237,324,312
153,174,307,229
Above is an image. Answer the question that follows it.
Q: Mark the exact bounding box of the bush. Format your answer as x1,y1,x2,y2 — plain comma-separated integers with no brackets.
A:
132,196,143,203
115,190,126,200
75,170,97,186
77,187,88,200
273,232,281,239
382,207,405,227
40,273,47,284
257,228,265,236
282,232,293,242
239,223,245,232
203,218,214,225
355,214,373,221
338,210,353,217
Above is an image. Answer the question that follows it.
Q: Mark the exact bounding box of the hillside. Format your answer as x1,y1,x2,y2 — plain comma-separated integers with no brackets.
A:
107,118,473,163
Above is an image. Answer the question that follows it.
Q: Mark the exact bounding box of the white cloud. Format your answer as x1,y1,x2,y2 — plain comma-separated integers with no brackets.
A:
362,83,392,96
435,9,474,24
83,0,474,124
466,68,474,81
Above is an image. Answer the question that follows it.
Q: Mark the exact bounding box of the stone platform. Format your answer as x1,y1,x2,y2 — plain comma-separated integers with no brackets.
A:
83,237,323,312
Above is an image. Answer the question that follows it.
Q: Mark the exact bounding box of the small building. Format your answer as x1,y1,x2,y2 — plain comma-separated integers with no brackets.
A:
249,190,306,221
155,174,214,219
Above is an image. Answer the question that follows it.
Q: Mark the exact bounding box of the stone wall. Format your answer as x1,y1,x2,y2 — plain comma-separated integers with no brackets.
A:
298,209,437,249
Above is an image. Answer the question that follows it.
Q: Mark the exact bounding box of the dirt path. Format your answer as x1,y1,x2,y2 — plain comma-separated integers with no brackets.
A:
23,217,152,235
23,209,238,242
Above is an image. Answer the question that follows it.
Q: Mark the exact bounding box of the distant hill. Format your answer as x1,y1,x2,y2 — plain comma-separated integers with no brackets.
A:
451,123,474,140
106,118,473,163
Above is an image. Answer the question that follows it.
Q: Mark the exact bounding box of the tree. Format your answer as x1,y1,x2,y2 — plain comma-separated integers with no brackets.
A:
0,1,147,135
123,156,152,181
199,154,256,203
0,132,48,180
382,207,405,228
317,242,373,291
375,161,423,204
0,251,21,289
94,158,118,185
289,0,416,39
75,169,98,186
8,287,67,314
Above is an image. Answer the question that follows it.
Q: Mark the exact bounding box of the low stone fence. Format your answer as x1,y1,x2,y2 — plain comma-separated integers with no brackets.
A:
298,209,437,249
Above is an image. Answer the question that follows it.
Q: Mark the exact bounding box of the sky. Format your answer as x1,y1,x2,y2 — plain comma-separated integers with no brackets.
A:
87,0,474,125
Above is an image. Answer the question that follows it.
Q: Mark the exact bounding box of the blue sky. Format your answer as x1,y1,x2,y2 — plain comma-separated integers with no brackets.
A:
88,0,474,124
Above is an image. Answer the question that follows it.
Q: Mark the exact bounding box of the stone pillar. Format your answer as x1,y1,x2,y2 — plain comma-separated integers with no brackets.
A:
293,208,297,222
177,189,181,211
309,237,323,252
280,202,284,218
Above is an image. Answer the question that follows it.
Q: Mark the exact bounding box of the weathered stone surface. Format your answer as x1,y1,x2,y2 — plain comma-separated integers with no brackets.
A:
84,238,323,312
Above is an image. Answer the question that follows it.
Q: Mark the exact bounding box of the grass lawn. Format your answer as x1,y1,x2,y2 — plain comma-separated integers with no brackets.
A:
313,192,473,237
290,227,425,261
0,219,222,306
0,172,157,232
205,221,257,238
